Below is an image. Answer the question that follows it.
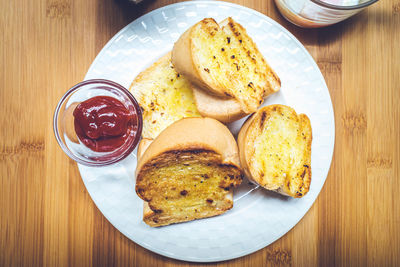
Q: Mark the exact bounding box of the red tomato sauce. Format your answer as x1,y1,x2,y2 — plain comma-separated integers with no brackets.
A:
73,96,138,152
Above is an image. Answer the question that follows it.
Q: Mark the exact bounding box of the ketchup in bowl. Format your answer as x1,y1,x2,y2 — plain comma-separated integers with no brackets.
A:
73,96,138,152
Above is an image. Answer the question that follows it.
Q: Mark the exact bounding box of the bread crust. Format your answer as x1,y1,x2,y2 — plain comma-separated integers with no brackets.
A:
131,52,171,85
191,84,247,124
136,117,240,176
237,114,255,181
137,138,153,159
238,105,312,198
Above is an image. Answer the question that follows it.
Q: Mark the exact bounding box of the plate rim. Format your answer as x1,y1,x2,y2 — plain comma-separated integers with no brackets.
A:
81,0,336,262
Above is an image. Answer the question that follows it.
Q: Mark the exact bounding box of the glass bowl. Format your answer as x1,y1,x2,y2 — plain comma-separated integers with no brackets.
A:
274,0,379,28
53,79,142,166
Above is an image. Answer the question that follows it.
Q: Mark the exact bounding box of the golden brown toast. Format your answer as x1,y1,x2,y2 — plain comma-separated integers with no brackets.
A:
135,118,242,227
238,105,312,198
137,138,237,227
172,17,281,113
129,52,201,139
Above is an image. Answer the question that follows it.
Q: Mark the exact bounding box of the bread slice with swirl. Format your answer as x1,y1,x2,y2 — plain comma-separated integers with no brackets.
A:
238,105,312,198
135,117,242,227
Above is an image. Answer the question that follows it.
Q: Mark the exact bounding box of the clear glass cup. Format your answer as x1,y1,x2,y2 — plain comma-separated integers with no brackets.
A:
53,79,143,166
274,0,379,28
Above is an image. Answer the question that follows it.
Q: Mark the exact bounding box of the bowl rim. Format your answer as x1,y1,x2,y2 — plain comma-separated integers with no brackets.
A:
53,79,143,167
310,0,379,10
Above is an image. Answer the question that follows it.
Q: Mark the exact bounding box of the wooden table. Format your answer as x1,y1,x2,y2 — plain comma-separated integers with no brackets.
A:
1,0,399,266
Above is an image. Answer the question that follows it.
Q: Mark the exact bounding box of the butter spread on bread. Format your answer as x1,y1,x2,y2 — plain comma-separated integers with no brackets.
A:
130,52,201,139
238,105,312,198
135,118,242,227
172,17,281,113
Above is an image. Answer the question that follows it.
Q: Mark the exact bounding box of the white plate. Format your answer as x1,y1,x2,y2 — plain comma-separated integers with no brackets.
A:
80,1,335,262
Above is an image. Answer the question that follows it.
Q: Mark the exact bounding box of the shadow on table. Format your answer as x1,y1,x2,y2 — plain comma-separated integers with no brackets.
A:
114,0,157,23
92,0,156,52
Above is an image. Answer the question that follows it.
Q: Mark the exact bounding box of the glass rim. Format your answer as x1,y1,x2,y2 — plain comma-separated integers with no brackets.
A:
53,79,143,167
310,0,379,10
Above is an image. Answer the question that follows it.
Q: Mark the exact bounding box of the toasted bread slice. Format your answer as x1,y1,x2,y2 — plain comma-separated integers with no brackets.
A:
238,105,312,198
136,117,242,227
191,84,246,123
219,18,281,99
172,17,281,113
130,52,201,139
136,137,236,227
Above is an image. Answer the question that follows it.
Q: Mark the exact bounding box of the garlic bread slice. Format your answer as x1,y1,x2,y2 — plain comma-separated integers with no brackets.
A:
220,18,281,99
130,52,201,139
172,17,281,113
238,105,312,198
136,117,243,227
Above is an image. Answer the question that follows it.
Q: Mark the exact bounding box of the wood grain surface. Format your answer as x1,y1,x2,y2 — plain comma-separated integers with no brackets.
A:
1,0,399,266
